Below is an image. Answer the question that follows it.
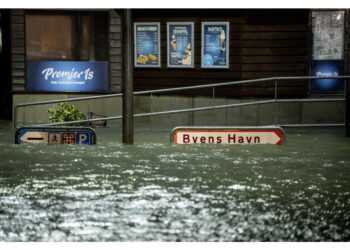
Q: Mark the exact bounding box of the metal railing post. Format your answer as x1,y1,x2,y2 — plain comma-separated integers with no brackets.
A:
212,87,215,119
22,106,25,128
274,80,278,125
150,93,153,132
87,100,90,125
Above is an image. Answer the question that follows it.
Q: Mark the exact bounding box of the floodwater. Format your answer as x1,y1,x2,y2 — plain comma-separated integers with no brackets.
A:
0,120,350,241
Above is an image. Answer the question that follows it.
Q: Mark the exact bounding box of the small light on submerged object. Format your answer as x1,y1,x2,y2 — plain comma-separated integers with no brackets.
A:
336,14,341,20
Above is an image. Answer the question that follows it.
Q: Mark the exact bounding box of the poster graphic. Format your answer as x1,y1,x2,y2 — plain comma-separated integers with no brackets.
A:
201,22,229,68
167,22,194,68
26,61,109,92
134,23,160,67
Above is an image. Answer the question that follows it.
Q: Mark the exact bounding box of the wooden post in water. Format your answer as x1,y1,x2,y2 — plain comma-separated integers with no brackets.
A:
122,9,134,144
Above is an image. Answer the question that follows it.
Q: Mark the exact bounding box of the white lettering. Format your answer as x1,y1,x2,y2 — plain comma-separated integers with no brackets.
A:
137,26,157,31
42,68,54,80
41,67,95,81
208,27,223,32
316,71,339,77
173,27,188,34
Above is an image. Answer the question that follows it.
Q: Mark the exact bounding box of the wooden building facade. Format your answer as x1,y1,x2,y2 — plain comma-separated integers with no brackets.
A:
1,9,349,120
133,9,310,97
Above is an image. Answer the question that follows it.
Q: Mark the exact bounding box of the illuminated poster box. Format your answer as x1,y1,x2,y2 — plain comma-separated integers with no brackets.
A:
310,11,345,94
167,22,194,68
310,60,344,94
201,22,229,69
26,61,109,92
134,22,161,68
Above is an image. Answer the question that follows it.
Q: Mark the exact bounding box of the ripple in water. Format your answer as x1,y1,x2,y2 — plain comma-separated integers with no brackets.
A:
0,125,349,241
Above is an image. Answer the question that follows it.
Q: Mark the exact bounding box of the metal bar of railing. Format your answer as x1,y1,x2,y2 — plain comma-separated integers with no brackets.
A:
14,76,350,108
14,75,350,129
29,98,345,127
277,124,345,128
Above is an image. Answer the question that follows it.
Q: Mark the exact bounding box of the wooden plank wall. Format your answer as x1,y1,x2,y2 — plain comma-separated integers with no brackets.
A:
10,10,26,91
10,10,123,93
109,10,123,92
133,9,309,97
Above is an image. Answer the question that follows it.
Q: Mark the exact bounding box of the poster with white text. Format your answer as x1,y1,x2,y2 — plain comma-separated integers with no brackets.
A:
167,22,194,68
134,23,161,68
201,22,229,68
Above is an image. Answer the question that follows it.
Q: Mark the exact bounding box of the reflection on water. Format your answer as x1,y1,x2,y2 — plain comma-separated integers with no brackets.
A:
0,121,350,241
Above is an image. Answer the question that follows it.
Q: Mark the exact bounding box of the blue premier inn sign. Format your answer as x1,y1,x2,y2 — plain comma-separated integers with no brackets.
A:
201,22,229,68
310,60,344,93
26,61,109,92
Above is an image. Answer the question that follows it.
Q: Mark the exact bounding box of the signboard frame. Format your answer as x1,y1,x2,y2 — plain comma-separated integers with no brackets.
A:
26,61,109,92
167,22,194,68
171,126,286,145
15,127,97,145
134,22,161,68
201,22,230,69
309,10,346,95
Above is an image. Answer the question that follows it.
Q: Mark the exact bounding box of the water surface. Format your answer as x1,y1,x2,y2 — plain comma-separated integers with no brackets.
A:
0,121,350,241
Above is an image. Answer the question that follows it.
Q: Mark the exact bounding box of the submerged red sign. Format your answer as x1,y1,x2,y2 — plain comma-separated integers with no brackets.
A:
172,127,285,145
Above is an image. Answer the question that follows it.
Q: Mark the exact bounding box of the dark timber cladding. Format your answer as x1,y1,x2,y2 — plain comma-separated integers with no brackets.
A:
10,10,123,93
10,10,25,92
133,9,309,97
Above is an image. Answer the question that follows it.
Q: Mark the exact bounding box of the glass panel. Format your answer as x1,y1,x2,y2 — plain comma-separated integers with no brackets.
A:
26,15,74,60
312,11,345,60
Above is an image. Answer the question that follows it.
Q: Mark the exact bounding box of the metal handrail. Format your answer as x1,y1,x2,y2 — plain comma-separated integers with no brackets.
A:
13,75,349,129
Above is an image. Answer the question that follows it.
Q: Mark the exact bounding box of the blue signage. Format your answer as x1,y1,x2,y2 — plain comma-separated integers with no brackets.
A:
134,23,161,68
15,127,96,145
167,22,194,68
202,22,229,68
26,61,109,92
310,60,344,94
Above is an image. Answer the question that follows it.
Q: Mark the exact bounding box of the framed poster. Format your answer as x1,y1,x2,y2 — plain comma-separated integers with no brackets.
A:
312,11,344,60
134,22,161,68
26,61,109,92
310,60,344,94
201,22,229,68
167,22,194,68
310,11,345,94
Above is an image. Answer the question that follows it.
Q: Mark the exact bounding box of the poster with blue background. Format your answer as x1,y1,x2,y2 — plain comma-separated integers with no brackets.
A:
167,22,194,68
310,11,345,94
26,61,109,92
134,23,160,68
202,22,229,68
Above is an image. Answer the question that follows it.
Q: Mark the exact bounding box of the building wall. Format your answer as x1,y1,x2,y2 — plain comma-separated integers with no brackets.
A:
10,9,25,92
10,9,123,93
9,9,346,129
133,9,309,97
